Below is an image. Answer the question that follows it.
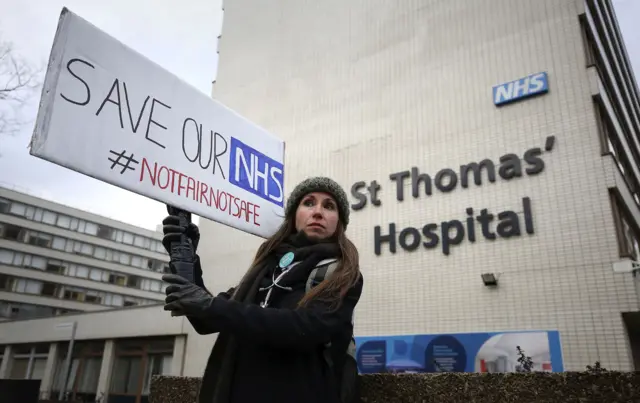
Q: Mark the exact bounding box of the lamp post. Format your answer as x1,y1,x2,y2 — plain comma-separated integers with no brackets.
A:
56,321,77,401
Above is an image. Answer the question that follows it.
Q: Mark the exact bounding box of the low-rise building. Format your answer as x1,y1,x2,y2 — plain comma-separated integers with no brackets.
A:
0,185,169,320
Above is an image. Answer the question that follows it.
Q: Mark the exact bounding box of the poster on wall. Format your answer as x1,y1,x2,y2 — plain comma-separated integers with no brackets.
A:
355,330,564,374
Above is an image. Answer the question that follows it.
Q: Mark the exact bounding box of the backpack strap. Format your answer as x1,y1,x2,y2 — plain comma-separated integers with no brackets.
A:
306,259,359,403
306,258,339,293
346,336,356,360
305,259,357,369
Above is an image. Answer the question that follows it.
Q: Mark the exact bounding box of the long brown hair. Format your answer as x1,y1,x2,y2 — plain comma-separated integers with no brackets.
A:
235,216,361,311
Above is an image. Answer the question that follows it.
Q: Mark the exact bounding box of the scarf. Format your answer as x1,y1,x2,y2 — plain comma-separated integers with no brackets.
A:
271,231,342,275
199,231,342,403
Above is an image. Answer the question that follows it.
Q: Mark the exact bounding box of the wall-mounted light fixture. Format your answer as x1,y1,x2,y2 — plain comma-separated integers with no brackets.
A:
481,273,499,287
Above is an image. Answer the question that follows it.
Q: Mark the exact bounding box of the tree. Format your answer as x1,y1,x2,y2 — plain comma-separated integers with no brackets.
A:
516,346,534,372
0,35,41,136
586,361,608,374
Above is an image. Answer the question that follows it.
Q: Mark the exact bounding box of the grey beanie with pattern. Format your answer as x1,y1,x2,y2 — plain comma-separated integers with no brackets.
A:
285,176,350,228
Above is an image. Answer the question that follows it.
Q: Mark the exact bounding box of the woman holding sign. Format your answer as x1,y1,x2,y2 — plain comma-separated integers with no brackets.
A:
161,177,363,403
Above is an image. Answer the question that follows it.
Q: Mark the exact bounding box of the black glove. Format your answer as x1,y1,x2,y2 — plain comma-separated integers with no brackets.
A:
162,273,213,318
161,215,200,254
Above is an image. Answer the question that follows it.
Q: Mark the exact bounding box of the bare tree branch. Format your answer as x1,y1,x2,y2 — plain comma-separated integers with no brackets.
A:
0,34,42,137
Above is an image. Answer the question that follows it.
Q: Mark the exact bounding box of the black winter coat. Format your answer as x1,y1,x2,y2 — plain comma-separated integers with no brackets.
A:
187,255,363,403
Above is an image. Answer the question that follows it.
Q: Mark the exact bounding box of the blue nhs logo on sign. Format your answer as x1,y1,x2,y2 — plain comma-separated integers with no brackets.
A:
493,72,549,106
229,137,284,207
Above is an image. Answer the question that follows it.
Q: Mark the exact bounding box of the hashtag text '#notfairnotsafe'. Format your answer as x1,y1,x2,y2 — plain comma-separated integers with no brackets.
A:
108,149,139,174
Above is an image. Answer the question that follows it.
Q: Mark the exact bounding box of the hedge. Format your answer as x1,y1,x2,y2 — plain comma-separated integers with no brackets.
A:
149,371,640,403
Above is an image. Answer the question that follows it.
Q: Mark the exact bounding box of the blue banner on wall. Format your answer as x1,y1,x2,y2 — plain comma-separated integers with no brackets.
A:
355,330,563,374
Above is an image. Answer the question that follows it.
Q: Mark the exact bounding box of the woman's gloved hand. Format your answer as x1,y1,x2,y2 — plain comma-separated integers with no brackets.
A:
161,215,200,254
162,273,213,318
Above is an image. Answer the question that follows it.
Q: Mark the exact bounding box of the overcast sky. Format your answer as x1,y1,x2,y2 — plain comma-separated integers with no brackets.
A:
0,0,639,230
0,0,222,230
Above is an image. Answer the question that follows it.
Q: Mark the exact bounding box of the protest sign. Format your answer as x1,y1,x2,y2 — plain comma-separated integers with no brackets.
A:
29,8,285,238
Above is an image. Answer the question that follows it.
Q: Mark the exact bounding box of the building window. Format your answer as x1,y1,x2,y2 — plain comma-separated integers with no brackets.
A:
0,198,164,254
63,289,83,301
595,99,640,207
26,256,46,270
42,210,57,225
7,344,49,379
131,256,142,268
2,248,163,297
579,15,597,67
94,247,107,260
625,223,640,259
89,268,103,282
107,294,124,306
24,206,36,220
2,223,26,242
76,266,89,278
127,276,140,289
610,190,640,260
109,338,174,403
84,291,102,304
9,358,30,379
142,354,172,396
57,215,72,229
148,260,169,274
109,274,126,286
26,232,53,248
52,236,66,250
153,241,164,253
111,356,143,396
119,253,131,266
84,222,98,236
96,225,113,240
76,356,102,394
33,208,43,222
123,299,138,307
137,280,160,294
123,232,134,245
41,282,60,297
8,202,26,216
0,249,11,264
13,278,44,295
133,236,145,248
1,271,157,309
52,341,104,401
3,224,166,274
0,273,13,290
0,198,9,213
0,301,58,320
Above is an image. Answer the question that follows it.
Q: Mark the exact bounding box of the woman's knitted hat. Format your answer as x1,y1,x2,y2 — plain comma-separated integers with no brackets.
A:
285,177,350,228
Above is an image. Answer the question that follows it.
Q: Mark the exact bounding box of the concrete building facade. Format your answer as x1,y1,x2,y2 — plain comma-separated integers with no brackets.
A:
0,306,197,402
198,0,640,371
2,0,640,401
0,186,188,401
0,186,170,321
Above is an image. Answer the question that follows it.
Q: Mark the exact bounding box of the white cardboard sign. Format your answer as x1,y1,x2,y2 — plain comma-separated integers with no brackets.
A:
30,8,286,238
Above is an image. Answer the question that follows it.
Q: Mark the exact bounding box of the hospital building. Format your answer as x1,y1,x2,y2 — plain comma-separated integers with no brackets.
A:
2,0,640,401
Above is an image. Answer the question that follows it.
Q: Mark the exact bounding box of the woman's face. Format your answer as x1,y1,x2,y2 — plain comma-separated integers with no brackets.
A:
295,192,340,240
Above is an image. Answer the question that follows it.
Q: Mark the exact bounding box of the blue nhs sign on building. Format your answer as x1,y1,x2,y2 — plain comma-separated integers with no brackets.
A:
229,137,284,207
493,72,549,106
